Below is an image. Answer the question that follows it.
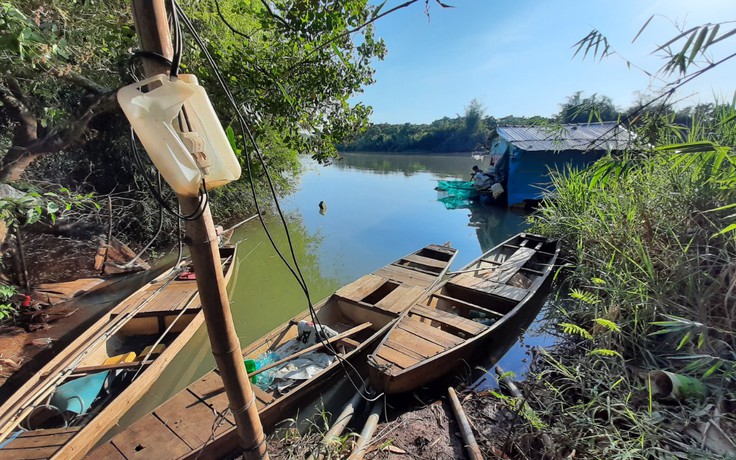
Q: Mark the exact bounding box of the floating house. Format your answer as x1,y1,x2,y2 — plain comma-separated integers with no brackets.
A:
488,122,632,207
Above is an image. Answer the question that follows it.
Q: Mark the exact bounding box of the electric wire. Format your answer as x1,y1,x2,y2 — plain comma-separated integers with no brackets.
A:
175,2,379,402
129,127,209,221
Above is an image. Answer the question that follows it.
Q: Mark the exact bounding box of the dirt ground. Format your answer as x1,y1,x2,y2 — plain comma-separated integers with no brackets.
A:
266,389,522,460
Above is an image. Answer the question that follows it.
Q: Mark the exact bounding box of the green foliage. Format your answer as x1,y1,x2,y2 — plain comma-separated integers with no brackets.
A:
340,99,504,152
556,91,620,124
559,322,593,340
0,188,98,228
0,284,18,321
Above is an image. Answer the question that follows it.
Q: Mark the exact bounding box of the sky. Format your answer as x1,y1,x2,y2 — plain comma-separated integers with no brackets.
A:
353,0,736,124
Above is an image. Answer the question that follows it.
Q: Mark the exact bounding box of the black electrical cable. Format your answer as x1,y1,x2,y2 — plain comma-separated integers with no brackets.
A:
169,0,183,77
175,3,379,401
129,127,209,221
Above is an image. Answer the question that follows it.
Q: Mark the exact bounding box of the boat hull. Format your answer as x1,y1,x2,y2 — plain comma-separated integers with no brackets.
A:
368,233,559,395
369,266,555,394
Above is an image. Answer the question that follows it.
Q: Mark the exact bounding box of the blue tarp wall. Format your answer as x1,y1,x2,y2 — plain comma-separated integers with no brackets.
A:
506,147,605,206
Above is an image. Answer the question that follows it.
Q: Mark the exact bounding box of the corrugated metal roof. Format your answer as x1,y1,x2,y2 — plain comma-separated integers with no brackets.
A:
496,122,632,152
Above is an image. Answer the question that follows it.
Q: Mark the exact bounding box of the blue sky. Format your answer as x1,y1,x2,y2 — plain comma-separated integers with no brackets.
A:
354,0,736,124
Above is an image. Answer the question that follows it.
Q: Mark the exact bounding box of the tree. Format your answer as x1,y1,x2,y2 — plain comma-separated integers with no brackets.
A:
556,91,619,124
0,1,388,185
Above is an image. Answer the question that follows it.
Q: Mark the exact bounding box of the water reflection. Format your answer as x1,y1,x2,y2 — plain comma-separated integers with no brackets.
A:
332,151,479,178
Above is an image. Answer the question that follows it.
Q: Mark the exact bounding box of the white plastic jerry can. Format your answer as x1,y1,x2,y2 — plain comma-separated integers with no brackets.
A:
117,74,241,197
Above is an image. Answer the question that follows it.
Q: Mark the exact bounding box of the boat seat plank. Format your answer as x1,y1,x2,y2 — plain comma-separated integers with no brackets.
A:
489,284,529,302
411,305,487,336
431,293,504,318
84,441,127,460
452,247,536,290
337,336,360,348
335,274,387,302
389,326,448,357
385,338,437,360
153,390,234,450
375,285,425,313
398,319,464,348
375,346,420,370
373,266,434,287
108,413,192,459
140,284,196,313
398,254,446,270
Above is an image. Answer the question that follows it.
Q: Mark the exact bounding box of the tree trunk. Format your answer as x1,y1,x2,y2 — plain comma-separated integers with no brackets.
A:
0,148,43,183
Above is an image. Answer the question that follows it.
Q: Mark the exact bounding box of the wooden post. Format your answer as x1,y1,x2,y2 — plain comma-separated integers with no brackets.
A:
130,2,268,459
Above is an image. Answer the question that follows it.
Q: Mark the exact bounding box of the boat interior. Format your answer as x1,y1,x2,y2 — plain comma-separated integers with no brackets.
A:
404,235,559,341
22,312,193,432
391,245,456,275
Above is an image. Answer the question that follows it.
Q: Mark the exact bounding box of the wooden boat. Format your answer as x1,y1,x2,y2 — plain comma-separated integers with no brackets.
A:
0,246,237,460
368,233,560,394
86,243,457,460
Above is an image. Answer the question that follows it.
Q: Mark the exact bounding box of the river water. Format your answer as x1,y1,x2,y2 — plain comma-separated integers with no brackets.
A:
113,152,554,434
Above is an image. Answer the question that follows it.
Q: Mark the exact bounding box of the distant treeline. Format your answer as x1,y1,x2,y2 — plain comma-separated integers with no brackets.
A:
339,92,713,153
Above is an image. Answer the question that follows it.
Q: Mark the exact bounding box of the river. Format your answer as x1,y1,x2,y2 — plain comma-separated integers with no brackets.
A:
111,152,554,436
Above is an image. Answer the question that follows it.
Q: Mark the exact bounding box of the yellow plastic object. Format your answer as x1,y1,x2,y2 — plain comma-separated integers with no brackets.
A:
104,352,137,366
117,74,241,196
139,344,167,359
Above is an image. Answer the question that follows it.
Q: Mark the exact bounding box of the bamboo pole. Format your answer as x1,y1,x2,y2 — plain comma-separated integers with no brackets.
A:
448,386,483,460
347,399,383,460
130,2,267,459
306,382,368,460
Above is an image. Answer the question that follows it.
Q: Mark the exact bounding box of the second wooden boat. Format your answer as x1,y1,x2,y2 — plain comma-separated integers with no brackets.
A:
0,246,237,460
86,243,457,460
368,233,560,394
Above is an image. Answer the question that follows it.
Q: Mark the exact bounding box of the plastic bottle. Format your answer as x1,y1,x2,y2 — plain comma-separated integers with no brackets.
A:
117,74,241,196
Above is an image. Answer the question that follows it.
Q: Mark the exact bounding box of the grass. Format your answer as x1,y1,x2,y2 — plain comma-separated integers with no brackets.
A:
508,104,736,459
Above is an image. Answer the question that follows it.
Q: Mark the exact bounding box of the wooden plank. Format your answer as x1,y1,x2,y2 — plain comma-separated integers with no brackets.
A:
373,266,434,287
488,284,529,302
385,338,430,360
400,253,446,270
141,284,195,313
337,337,360,348
335,275,386,302
389,326,448,357
66,359,153,376
375,346,419,370
375,285,425,313
398,319,464,348
153,390,233,450
432,293,504,318
109,413,192,459
0,427,79,450
0,427,79,459
84,441,127,460
411,305,487,335
252,386,275,406
0,445,62,459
